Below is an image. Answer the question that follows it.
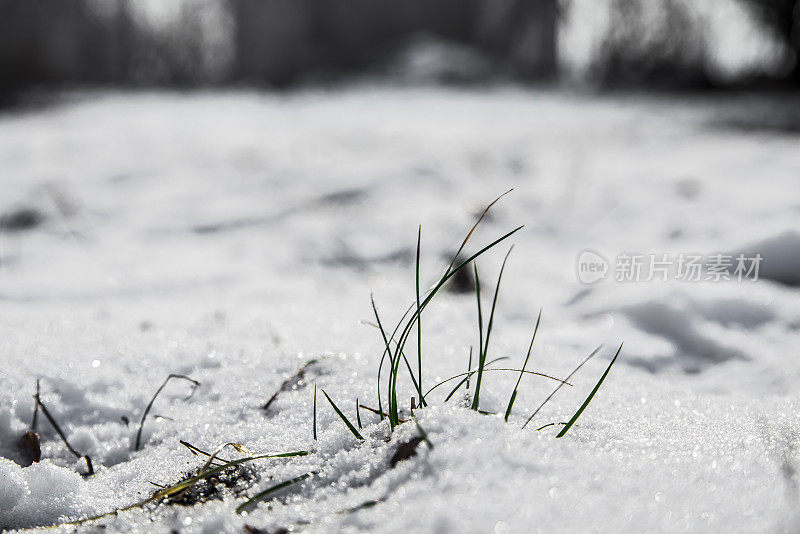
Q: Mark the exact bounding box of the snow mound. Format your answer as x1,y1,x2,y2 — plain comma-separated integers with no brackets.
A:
0,459,28,512
0,459,88,530
732,230,800,287
620,298,747,372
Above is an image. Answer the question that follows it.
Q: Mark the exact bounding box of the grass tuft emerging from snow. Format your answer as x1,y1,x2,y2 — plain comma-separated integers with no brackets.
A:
360,192,618,436
12,193,624,531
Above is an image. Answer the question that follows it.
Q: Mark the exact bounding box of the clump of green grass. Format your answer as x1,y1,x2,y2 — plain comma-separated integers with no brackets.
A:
47,193,622,529
51,446,310,528
160,443,258,506
362,191,622,435
369,191,527,429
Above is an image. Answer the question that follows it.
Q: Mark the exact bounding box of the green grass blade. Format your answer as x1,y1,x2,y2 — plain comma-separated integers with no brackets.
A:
373,303,414,421
389,363,399,427
356,398,362,429
483,248,512,356
322,389,364,440
465,346,473,390
384,216,523,431
438,226,523,305
389,336,425,427
444,189,513,276
556,344,622,438
371,294,394,423
504,392,518,422
421,355,506,398
389,342,425,427
236,472,314,514
473,247,512,410
415,225,426,407
399,350,423,403
471,262,484,410
394,224,524,364
370,297,422,429
445,376,472,403
371,299,417,427
536,422,563,431
135,374,200,451
337,497,387,515
440,356,509,402
312,385,317,441
522,344,602,429
154,451,310,501
412,414,434,449
423,362,567,402
387,224,524,386
505,309,541,421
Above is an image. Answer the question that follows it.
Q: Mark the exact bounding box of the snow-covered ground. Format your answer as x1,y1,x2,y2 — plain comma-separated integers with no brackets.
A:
1,87,800,533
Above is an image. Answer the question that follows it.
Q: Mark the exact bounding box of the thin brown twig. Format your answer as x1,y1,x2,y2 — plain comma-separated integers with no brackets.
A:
34,386,94,476
262,359,320,411
134,374,200,451
179,440,229,465
359,404,407,424
30,379,40,430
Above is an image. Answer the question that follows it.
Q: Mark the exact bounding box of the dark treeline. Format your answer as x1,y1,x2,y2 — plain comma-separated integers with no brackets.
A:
233,0,558,86
0,0,220,100
0,0,558,101
0,0,797,104
595,0,800,88
743,0,800,83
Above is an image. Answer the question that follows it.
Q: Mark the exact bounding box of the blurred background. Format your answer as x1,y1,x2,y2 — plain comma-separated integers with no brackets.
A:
1,0,799,102
2,4,800,531
2,6,800,520
1,0,799,381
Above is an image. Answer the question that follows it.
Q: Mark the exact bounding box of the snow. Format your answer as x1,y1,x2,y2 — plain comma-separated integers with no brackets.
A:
1,87,799,532
733,230,800,287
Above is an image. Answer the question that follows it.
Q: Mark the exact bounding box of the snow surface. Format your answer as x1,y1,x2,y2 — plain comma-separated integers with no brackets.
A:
1,87,800,533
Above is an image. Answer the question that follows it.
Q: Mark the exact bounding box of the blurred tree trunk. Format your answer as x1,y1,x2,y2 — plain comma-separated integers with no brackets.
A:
112,0,137,84
0,0,35,100
232,0,317,86
0,0,99,102
231,0,558,84
474,0,559,80
594,0,710,88
741,0,800,83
